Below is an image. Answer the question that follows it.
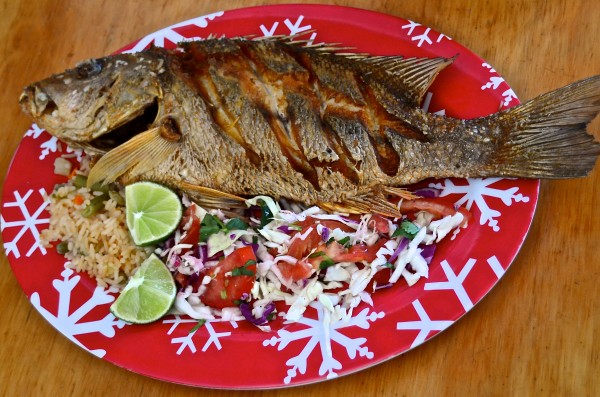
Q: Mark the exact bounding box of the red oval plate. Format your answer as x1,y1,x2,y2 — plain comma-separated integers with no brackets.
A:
1,4,538,389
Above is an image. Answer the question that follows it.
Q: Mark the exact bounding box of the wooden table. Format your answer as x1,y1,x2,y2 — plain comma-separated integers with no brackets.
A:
1,0,598,395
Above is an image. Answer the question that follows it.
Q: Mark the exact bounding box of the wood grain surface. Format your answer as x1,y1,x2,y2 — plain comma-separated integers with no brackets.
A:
0,1,598,396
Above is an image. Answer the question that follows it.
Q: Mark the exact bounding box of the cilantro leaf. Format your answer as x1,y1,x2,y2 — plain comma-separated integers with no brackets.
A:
199,224,220,242
391,220,420,239
337,236,351,247
231,260,256,277
258,199,274,227
199,214,248,242
319,257,335,270
226,218,249,231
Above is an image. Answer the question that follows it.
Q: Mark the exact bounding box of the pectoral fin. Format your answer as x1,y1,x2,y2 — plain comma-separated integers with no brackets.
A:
87,126,178,188
177,182,247,210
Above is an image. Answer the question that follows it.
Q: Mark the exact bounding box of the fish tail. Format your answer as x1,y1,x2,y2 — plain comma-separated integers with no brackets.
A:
481,75,600,178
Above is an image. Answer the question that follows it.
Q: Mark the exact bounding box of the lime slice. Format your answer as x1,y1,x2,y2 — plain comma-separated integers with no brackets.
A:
125,181,182,246
110,254,176,324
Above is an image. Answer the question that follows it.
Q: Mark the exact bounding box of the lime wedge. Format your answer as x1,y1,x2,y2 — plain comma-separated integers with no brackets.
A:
125,181,182,246
110,254,176,324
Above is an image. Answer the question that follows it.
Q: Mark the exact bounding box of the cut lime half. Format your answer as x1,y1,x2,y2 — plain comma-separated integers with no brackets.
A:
110,254,176,324
125,181,182,246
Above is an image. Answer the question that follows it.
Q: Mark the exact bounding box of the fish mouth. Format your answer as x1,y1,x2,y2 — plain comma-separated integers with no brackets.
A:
88,99,159,152
20,85,58,118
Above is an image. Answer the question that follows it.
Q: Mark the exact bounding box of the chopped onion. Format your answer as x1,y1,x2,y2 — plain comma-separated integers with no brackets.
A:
53,157,72,176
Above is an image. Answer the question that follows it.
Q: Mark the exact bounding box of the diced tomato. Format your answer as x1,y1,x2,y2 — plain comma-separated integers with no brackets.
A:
286,218,321,259
317,219,356,233
275,259,316,283
273,218,322,283
366,267,392,292
399,198,471,226
179,204,200,245
286,217,359,260
368,214,390,234
200,246,256,309
173,271,187,288
326,238,389,263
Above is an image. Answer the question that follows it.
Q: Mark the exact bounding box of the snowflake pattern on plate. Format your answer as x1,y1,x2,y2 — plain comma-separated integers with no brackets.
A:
123,12,225,53
1,188,50,259
1,5,539,389
429,178,531,231
481,62,518,108
31,268,127,358
401,20,452,47
264,302,384,384
163,315,239,355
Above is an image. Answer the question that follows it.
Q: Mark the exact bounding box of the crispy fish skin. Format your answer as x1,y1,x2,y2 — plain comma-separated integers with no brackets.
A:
19,36,600,214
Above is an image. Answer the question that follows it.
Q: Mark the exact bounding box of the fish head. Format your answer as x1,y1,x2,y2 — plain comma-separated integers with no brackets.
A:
19,52,165,152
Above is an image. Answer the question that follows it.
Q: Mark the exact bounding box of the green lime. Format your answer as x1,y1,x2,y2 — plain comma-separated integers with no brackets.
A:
125,181,182,246
110,254,176,324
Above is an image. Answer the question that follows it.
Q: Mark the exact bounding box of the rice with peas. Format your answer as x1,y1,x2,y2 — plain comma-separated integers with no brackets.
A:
40,179,152,289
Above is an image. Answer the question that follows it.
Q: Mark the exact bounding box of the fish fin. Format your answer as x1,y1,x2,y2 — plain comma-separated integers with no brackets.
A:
319,190,408,218
361,55,455,104
380,186,420,201
87,126,178,187
481,75,600,178
177,182,247,210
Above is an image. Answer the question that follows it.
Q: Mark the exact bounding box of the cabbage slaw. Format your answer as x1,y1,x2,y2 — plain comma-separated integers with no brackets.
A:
157,194,468,331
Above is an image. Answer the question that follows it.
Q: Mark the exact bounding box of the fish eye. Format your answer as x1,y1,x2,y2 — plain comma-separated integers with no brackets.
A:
76,59,103,78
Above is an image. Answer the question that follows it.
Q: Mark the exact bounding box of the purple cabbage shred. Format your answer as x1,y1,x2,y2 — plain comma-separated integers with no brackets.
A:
388,237,409,263
374,282,393,291
413,187,441,198
321,227,330,242
239,302,276,325
277,225,291,234
420,244,437,264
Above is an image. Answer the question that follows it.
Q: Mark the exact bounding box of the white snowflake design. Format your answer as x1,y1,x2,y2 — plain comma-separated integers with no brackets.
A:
162,315,239,355
396,299,454,349
1,188,50,259
401,20,451,48
260,14,318,43
30,267,127,358
24,123,59,160
24,124,84,161
124,11,225,53
480,62,518,107
429,177,530,231
263,302,384,384
424,255,505,311
397,255,506,348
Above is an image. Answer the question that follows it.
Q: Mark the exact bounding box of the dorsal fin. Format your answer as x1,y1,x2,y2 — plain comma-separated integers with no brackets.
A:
250,33,456,105
225,34,454,105
360,55,456,105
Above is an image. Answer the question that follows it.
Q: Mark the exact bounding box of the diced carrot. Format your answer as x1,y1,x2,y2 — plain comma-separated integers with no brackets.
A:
69,167,79,179
72,195,84,205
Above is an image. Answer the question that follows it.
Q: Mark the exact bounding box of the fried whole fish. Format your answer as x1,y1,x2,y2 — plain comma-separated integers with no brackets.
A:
19,36,600,215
